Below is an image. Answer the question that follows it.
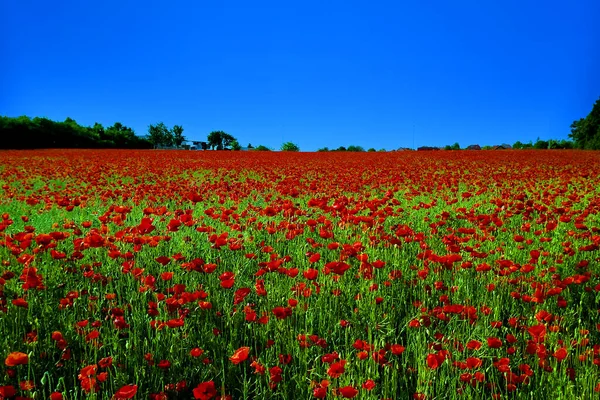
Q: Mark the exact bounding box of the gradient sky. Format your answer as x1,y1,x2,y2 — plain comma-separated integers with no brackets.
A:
2,0,599,151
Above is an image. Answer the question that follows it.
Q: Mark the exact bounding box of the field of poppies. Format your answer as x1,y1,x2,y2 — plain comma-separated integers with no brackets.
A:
1,149,599,399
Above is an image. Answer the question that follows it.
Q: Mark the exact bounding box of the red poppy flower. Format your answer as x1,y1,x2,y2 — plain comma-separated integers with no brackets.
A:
327,360,346,378
426,353,440,369
313,387,327,399
487,337,502,349
190,348,204,357
5,352,28,366
553,347,568,362
229,347,250,365
391,344,405,356
362,379,376,390
193,380,216,400
339,385,358,398
0,385,17,398
113,385,138,399
49,392,64,400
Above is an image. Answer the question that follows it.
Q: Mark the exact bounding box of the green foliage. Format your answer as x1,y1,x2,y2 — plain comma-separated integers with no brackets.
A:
444,142,461,150
367,148,376,152
346,145,365,152
317,147,329,152
0,115,152,149
148,122,174,148
513,140,533,149
207,131,237,150
253,145,271,151
280,142,300,152
569,97,600,149
172,125,185,147
548,139,574,149
533,138,548,149
335,146,347,152
230,139,242,151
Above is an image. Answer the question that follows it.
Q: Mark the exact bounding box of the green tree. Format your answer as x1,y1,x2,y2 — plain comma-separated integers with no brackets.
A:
281,142,300,151
533,138,548,149
148,122,171,148
207,131,237,150
254,145,271,151
570,97,600,149
222,132,236,149
317,147,329,152
172,125,185,147
105,122,138,147
444,142,460,150
347,145,365,152
230,139,241,151
367,148,376,152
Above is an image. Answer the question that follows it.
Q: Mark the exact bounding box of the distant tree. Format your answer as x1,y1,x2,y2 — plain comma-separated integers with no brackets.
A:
230,139,241,151
533,138,549,149
367,148,376,152
569,97,600,149
482,145,493,150
105,122,138,147
335,146,347,152
207,131,223,150
378,148,386,152
513,141,524,149
148,122,173,148
281,142,300,151
247,143,254,149
0,115,151,149
207,130,237,150
317,147,329,152
548,139,574,149
172,125,185,147
254,145,271,151
444,142,460,150
347,145,365,152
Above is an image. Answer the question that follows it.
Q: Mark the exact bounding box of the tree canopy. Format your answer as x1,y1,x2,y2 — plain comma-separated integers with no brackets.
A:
281,142,300,152
0,115,151,149
207,131,237,150
569,97,600,150
147,122,187,148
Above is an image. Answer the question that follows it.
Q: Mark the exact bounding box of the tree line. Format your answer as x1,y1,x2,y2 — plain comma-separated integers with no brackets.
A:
1,97,598,150
0,116,152,149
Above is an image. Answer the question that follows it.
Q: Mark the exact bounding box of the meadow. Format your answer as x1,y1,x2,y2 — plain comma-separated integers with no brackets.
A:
1,149,599,399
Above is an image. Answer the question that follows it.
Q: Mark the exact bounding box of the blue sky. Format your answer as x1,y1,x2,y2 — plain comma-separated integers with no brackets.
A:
2,0,599,150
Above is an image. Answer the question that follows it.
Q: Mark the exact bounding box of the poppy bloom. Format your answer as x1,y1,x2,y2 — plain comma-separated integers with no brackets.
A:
362,379,376,390
554,347,568,362
391,344,406,356
193,381,216,400
113,385,138,399
426,353,440,370
5,352,28,366
339,386,358,398
190,348,204,358
49,392,64,400
487,337,503,349
229,346,250,365
327,360,346,378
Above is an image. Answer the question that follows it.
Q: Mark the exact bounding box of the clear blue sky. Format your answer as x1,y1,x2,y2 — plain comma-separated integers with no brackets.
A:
2,0,599,150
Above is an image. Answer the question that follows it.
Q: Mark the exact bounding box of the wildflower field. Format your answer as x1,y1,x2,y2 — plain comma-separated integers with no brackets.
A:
1,149,600,400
